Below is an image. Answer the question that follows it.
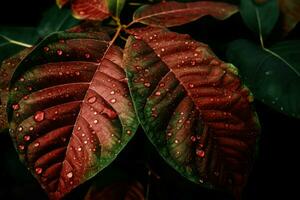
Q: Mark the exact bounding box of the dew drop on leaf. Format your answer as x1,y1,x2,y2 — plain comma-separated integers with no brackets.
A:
196,149,205,158
155,91,161,96
43,47,49,52
67,172,73,178
144,82,151,87
34,111,45,122
88,96,97,104
93,119,98,124
110,98,116,104
188,83,194,88
57,49,63,56
18,144,25,151
85,53,90,59
34,142,40,147
24,135,30,141
35,167,43,175
18,126,23,132
12,104,20,110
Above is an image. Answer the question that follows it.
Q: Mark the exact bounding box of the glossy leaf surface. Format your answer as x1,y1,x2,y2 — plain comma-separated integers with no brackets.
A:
133,1,238,27
124,27,260,196
71,0,110,20
7,31,138,199
227,39,300,118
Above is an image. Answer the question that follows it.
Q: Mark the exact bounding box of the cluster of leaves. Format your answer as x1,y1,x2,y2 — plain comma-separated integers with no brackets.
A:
0,0,299,199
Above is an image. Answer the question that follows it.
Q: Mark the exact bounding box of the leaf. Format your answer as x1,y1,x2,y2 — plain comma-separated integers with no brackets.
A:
132,1,238,27
6,31,138,199
71,0,110,20
0,49,31,133
84,181,144,200
56,0,69,8
37,6,80,38
240,0,279,37
108,0,126,17
279,0,300,33
227,39,300,118
123,27,260,197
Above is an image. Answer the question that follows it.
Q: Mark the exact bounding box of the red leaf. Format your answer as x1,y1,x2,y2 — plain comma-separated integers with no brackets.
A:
7,31,138,199
0,49,31,133
124,27,260,197
84,181,144,200
72,0,110,20
132,1,238,27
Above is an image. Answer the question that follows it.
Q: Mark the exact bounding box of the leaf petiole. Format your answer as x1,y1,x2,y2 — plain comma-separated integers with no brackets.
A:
0,34,33,48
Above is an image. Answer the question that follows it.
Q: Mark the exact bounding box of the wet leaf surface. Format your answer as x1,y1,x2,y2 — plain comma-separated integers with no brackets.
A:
124,27,260,197
6,31,138,199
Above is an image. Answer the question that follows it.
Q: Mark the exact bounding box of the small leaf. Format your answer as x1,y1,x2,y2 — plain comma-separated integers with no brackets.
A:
0,49,31,133
124,27,260,197
84,181,144,200
240,0,279,37
279,0,300,33
6,31,138,199
71,0,110,20
56,0,69,8
37,6,80,37
132,1,238,27
227,39,300,118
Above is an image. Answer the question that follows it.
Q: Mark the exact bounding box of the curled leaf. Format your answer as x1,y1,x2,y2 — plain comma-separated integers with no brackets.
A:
132,1,238,27
124,27,260,197
7,31,138,199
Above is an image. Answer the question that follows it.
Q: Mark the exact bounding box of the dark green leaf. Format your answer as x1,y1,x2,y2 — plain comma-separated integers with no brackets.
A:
240,0,279,37
37,6,80,37
227,39,300,118
109,0,126,17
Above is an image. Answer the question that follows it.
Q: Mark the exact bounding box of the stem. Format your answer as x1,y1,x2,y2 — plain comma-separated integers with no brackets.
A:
255,8,264,49
109,25,122,46
0,34,32,48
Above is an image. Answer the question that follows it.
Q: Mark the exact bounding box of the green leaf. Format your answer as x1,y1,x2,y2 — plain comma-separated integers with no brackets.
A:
240,0,279,37
227,39,300,118
124,27,260,197
38,6,80,37
6,31,138,199
108,0,126,17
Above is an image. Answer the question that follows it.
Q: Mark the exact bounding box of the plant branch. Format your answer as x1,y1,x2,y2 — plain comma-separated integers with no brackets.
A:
0,34,32,48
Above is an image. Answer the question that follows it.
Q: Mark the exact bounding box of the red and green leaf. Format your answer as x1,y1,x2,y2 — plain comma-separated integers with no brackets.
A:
7,31,138,199
123,27,260,197
0,49,31,133
279,0,300,33
84,181,144,200
132,1,238,27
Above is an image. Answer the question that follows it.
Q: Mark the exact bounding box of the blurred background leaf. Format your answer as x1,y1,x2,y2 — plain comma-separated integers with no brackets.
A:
227,39,300,118
240,0,279,37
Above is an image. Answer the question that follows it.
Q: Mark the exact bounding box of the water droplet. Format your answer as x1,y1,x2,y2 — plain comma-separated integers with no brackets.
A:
144,82,151,87
159,83,165,87
265,71,272,75
194,53,198,56
199,179,204,183
110,98,116,104
66,172,73,178
18,126,23,132
155,91,161,96
188,83,194,88
34,142,40,147
27,86,32,91
88,96,97,104
110,90,115,95
84,140,88,144
35,167,43,175
93,119,98,124
23,95,29,100
190,136,196,142
34,111,45,122
174,139,179,144
24,135,30,141
43,47,49,52
57,49,63,56
280,107,284,111
29,126,34,131
126,130,131,135
59,72,63,76
167,132,172,137
75,71,80,76
12,104,20,110
77,126,81,131
85,53,90,58
18,144,25,151
93,111,97,115
20,77,25,82
196,149,205,158
161,48,165,52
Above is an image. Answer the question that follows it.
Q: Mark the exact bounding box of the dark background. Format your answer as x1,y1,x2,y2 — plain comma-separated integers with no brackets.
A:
0,0,299,199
